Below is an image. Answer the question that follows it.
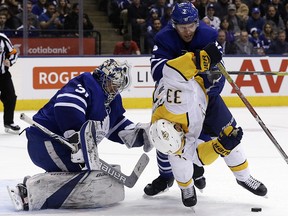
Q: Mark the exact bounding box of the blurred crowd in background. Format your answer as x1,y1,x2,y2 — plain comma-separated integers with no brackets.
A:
0,0,94,38
103,0,288,55
0,0,287,55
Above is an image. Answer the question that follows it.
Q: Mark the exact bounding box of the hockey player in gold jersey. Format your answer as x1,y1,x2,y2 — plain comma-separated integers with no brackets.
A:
147,41,267,207
145,2,267,206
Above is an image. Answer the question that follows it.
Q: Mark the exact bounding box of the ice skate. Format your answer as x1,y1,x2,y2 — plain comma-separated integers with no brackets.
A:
181,186,197,207
4,123,20,134
7,176,29,211
193,164,206,192
237,175,267,197
144,176,174,196
7,184,28,211
194,176,206,192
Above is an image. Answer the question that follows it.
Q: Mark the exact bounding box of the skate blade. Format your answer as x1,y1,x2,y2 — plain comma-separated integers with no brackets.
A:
190,206,196,213
143,188,170,198
7,186,24,211
4,128,20,135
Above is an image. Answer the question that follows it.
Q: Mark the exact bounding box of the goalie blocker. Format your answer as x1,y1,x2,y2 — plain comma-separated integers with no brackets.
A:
8,165,124,211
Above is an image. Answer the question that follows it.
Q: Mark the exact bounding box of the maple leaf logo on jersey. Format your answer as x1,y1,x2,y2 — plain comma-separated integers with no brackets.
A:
94,115,110,144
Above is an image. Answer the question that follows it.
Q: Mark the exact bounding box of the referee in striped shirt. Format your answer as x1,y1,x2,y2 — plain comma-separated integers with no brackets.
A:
0,33,20,133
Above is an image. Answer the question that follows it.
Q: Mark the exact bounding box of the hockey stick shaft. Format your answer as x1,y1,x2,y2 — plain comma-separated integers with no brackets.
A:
20,113,149,187
217,63,288,164
20,113,77,151
204,71,288,76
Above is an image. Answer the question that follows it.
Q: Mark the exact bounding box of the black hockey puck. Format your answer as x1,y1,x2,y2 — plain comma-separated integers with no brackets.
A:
251,207,262,212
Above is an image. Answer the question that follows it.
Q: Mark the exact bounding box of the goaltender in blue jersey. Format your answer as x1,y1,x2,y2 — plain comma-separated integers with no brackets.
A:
29,59,150,172
144,2,267,202
8,59,152,211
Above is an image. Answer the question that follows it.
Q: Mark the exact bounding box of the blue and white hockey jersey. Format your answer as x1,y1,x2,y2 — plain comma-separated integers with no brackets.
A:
151,21,225,96
26,72,134,172
33,72,132,143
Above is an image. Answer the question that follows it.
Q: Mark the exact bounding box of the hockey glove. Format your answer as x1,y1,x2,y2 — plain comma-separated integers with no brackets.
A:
195,41,223,72
213,126,243,157
119,123,153,152
64,130,84,164
207,66,222,83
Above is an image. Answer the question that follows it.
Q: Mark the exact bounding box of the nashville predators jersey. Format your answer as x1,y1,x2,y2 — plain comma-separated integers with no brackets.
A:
152,52,208,152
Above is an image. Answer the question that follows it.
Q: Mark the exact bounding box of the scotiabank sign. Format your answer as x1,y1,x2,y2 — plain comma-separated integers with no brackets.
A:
11,38,96,55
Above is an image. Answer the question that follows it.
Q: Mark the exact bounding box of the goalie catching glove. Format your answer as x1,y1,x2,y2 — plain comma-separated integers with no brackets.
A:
195,41,223,72
213,126,243,157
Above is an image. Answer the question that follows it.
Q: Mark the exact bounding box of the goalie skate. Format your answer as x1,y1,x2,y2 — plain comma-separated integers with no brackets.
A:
7,185,28,211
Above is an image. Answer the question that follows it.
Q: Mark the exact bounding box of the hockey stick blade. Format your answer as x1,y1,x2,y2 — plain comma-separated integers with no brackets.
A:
20,113,150,187
216,63,288,164
100,153,149,188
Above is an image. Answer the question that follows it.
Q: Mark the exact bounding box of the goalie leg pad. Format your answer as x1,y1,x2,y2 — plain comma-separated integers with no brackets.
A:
79,120,101,170
25,165,124,210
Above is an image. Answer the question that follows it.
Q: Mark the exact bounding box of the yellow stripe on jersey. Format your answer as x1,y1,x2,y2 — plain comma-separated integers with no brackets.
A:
194,75,208,101
166,52,198,80
177,178,193,188
151,104,189,133
197,140,220,165
229,160,249,172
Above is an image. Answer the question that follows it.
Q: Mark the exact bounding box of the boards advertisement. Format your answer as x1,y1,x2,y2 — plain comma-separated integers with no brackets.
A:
6,56,288,110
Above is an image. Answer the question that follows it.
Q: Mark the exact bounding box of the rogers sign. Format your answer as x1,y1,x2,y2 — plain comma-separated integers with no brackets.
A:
11,38,96,55
33,66,96,89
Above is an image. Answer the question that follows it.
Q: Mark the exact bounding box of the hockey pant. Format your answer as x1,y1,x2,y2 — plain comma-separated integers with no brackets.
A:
156,95,250,182
26,126,85,172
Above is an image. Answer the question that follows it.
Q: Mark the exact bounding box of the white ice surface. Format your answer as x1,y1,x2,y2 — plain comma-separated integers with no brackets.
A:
1,108,288,216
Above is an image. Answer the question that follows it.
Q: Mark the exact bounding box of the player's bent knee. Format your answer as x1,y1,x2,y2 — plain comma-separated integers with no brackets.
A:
26,165,124,210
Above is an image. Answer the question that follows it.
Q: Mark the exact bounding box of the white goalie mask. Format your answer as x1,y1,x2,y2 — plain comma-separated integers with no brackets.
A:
94,59,131,106
149,119,185,155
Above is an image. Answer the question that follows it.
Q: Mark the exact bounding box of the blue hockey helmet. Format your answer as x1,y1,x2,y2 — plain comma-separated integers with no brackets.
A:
94,59,131,106
171,2,199,26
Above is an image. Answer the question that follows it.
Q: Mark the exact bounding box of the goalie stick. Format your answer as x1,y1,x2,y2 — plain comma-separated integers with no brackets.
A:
216,63,288,164
20,113,150,188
